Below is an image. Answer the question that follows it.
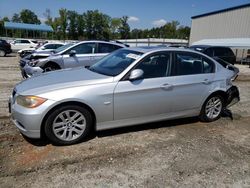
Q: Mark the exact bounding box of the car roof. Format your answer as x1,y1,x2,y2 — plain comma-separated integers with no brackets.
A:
190,45,231,49
77,40,127,47
123,46,200,54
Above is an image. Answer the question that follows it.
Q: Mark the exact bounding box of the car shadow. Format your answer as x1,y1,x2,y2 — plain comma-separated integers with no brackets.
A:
22,117,199,147
23,109,234,147
96,117,199,138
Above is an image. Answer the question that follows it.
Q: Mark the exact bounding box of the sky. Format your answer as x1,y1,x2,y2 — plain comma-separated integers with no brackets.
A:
0,0,250,29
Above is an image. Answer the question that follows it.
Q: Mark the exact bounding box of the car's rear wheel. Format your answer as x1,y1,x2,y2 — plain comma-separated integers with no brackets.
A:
44,105,93,145
0,50,6,57
200,95,224,122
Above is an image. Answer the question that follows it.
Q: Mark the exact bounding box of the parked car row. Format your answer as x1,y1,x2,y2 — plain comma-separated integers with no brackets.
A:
10,43,240,145
19,41,127,78
18,42,65,58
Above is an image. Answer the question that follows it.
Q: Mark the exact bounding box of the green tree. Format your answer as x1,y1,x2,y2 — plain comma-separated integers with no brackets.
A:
0,17,10,36
12,13,21,23
43,9,53,26
177,26,190,39
19,9,41,24
110,18,121,39
77,14,85,39
83,10,111,40
58,8,68,40
118,16,130,39
67,10,78,40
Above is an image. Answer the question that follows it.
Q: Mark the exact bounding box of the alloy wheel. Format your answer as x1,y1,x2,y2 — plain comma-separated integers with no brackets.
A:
205,96,222,119
52,110,86,141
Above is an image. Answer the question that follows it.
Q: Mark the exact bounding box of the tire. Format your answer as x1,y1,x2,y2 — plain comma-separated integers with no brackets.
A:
0,50,6,57
43,63,60,72
199,95,224,122
44,105,93,145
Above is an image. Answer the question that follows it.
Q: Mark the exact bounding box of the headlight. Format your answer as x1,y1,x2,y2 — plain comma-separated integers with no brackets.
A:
16,95,47,108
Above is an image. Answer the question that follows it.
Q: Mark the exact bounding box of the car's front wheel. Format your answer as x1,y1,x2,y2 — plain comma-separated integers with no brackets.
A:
200,95,224,122
44,105,93,145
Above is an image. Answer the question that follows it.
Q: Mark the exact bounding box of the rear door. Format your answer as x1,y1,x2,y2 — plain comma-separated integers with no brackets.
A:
62,42,96,68
95,43,123,62
167,51,215,112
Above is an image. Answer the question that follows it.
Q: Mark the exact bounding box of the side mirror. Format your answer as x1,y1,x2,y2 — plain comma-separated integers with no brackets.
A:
69,50,76,57
129,69,144,81
40,46,45,50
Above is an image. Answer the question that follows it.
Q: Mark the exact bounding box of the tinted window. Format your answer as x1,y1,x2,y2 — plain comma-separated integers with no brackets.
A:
135,53,170,79
174,52,214,76
68,43,95,54
204,48,213,56
44,44,55,49
214,48,234,57
54,44,63,49
21,40,31,44
14,40,21,44
98,43,121,53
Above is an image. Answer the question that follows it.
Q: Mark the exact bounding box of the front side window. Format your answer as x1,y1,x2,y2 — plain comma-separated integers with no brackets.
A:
135,53,171,79
173,52,214,76
67,43,95,54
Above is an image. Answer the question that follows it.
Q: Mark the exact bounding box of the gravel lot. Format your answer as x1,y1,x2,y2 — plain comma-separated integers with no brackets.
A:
0,54,250,187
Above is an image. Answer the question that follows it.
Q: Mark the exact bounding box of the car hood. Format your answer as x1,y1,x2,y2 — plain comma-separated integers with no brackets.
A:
15,67,113,95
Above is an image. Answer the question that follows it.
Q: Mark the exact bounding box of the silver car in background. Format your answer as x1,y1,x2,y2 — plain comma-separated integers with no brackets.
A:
21,41,126,77
9,47,240,145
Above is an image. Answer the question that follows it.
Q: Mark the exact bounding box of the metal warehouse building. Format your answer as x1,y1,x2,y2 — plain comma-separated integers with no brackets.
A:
190,4,250,45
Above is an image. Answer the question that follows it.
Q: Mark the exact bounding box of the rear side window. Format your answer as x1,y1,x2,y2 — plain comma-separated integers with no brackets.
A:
214,48,234,57
21,40,30,44
173,52,214,76
98,43,122,53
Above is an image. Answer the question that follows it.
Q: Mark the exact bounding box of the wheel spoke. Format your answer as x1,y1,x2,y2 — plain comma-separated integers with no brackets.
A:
54,126,66,134
71,112,81,121
67,129,73,140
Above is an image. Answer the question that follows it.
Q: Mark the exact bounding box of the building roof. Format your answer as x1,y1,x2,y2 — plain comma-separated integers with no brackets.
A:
191,38,250,48
192,3,250,19
4,22,53,32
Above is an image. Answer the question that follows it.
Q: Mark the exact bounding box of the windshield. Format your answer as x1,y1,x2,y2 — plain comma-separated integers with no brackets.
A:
53,43,74,54
89,49,143,76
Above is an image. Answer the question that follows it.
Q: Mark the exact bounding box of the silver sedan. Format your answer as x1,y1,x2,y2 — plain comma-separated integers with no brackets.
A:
9,47,240,145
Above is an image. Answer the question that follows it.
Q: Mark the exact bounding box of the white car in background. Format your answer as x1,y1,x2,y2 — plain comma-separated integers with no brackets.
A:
18,42,65,57
11,39,38,52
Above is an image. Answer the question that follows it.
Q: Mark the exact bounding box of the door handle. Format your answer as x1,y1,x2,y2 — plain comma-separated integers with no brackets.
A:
202,79,212,85
160,83,173,90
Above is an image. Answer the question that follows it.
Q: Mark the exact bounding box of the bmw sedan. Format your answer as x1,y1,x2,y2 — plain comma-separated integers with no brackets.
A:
9,47,240,145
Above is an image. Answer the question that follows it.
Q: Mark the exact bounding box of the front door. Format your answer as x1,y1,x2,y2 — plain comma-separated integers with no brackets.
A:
62,42,96,68
114,52,173,120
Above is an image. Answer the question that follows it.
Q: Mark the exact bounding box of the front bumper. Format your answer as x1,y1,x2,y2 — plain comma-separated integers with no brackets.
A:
9,95,56,139
226,86,240,107
21,63,43,78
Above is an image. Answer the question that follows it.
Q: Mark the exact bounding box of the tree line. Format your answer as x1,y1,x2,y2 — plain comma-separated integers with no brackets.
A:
0,9,190,40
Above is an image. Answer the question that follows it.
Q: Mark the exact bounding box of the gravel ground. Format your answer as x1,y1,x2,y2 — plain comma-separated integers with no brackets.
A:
0,54,250,188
